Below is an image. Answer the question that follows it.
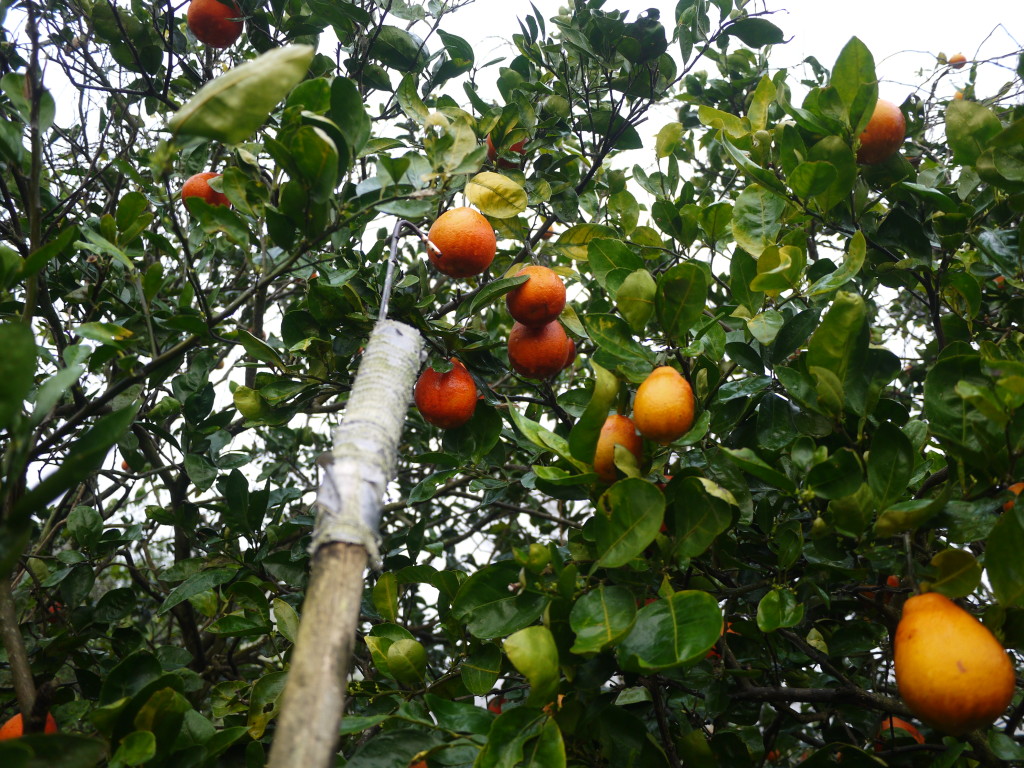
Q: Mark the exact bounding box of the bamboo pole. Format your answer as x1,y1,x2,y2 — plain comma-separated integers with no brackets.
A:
267,314,423,768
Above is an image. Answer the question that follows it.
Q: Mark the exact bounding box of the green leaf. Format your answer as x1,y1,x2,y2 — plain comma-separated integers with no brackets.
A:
720,447,796,492
159,568,236,614
873,496,946,537
593,478,665,568
451,561,548,639
504,626,559,706
867,423,914,508
169,45,315,144
373,572,399,623
456,274,527,320
272,598,299,643
750,245,806,295
582,313,650,363
806,448,862,500
569,585,637,654
807,291,865,385
465,172,528,219
987,506,1024,607
756,588,804,632
588,238,644,293
667,477,733,558
111,730,156,766
830,37,878,132
807,136,857,211
945,100,1003,166
616,269,657,333
656,263,708,342
807,230,866,296
731,184,786,258
568,362,620,464
0,322,35,429
425,693,493,736
247,671,288,739
928,548,982,599
476,708,564,768
461,643,502,695
225,329,287,371
723,17,785,47
12,404,140,525
746,310,784,346
617,591,721,671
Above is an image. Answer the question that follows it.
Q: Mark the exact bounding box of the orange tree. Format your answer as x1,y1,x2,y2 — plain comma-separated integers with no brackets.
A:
0,1,1022,767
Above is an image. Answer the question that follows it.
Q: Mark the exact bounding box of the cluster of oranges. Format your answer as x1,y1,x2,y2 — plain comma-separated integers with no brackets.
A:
415,206,574,430
592,367,696,483
0,712,58,740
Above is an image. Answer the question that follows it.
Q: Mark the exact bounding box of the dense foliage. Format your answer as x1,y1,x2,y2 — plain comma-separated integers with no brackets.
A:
0,0,1022,766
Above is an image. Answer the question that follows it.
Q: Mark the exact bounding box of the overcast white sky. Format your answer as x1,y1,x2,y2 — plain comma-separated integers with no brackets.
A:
448,0,1023,103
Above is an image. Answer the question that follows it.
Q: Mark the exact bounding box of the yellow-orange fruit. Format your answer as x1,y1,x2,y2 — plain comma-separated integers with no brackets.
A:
505,265,566,327
186,0,243,48
949,53,967,69
0,712,58,740
181,172,230,207
954,90,964,100
507,320,569,380
894,592,1016,736
1004,482,1024,512
486,134,526,168
427,207,496,278
633,366,695,444
857,99,906,164
593,414,643,483
414,359,477,429
874,716,924,750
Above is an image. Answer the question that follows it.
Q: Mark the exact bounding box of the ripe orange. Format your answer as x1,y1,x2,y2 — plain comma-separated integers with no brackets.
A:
1004,482,1024,512
894,592,1016,735
633,366,695,444
949,53,967,69
181,172,230,207
187,0,243,48
507,320,570,380
856,99,906,164
561,336,576,370
414,359,477,429
427,207,496,278
505,265,566,327
487,696,504,714
486,134,526,168
593,414,643,483
874,716,924,750
953,90,964,100
0,712,58,740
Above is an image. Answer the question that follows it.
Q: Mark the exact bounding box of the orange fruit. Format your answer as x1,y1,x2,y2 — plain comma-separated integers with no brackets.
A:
0,712,58,740
561,336,576,370
186,0,243,48
507,320,570,380
593,414,643,483
1004,482,1024,512
894,592,1016,735
856,99,906,164
953,90,964,100
633,366,695,444
874,716,924,750
427,207,496,278
486,134,526,168
181,172,230,207
414,359,477,429
949,53,967,69
487,696,504,714
505,265,566,327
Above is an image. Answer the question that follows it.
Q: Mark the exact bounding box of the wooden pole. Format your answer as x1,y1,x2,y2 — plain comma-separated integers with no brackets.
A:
267,318,423,768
